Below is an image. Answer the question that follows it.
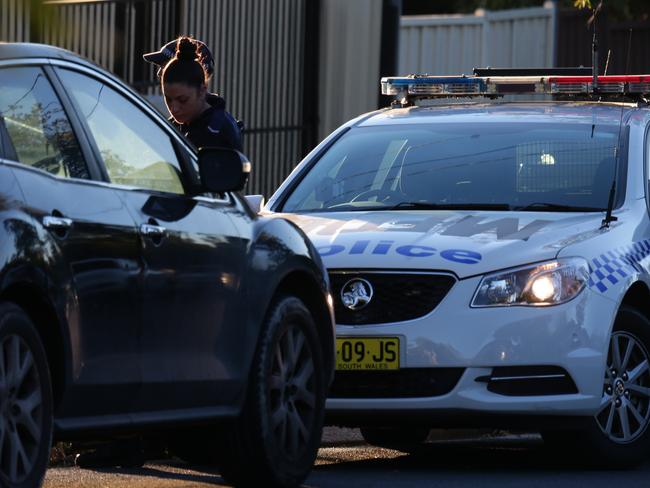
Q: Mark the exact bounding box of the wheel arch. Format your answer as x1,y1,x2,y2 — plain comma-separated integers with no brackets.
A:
620,281,650,321
0,282,67,411
274,270,335,381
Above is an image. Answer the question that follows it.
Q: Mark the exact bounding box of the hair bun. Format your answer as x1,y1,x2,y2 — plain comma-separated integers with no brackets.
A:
176,37,197,61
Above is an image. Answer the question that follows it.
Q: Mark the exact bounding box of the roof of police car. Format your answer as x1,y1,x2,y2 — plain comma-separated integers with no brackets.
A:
0,42,93,67
356,102,638,127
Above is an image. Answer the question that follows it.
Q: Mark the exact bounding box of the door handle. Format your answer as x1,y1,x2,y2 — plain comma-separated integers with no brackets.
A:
42,216,73,238
140,223,167,244
43,216,73,229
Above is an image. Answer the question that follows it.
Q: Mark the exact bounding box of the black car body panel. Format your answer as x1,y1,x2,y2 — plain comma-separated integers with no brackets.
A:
237,214,335,379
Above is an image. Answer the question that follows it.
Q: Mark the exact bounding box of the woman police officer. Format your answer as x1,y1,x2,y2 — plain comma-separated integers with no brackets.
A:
144,36,242,152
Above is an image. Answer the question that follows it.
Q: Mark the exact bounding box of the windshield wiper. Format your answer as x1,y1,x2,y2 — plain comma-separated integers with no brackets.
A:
514,202,605,212
388,202,512,211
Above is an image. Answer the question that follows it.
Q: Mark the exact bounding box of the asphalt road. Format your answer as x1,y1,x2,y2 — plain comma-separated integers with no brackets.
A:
43,429,650,488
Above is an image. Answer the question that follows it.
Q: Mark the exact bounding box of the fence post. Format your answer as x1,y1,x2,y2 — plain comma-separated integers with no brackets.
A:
131,0,150,89
113,2,127,79
29,0,43,42
545,0,558,67
378,0,402,108
477,8,490,68
301,0,320,157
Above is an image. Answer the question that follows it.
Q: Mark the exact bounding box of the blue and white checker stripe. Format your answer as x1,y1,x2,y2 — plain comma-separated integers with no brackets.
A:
588,240,650,293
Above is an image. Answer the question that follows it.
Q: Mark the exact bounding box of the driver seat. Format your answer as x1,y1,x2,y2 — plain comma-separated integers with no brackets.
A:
399,145,448,202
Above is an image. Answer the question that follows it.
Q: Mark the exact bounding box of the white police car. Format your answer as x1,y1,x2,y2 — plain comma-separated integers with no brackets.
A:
260,72,650,466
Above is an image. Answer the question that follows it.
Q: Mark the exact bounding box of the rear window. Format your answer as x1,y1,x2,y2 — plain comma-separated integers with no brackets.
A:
0,66,89,179
281,122,623,213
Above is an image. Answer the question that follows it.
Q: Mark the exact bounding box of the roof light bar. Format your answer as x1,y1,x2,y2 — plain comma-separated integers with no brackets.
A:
548,75,650,94
381,76,487,97
381,74,650,101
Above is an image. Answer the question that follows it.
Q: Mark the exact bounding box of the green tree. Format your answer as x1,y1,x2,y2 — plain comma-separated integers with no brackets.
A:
403,0,649,19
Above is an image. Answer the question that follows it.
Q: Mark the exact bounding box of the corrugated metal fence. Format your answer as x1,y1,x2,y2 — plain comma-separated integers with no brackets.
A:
1,0,31,41
0,0,319,197
557,8,650,75
317,0,382,139
183,0,318,196
399,4,556,75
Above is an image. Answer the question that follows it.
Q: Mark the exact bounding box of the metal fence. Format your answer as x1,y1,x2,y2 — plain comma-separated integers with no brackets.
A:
556,8,650,75
0,0,319,197
399,4,556,75
182,0,319,197
1,0,31,41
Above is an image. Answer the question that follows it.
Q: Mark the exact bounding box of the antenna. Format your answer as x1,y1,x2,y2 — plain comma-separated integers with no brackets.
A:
604,49,611,75
592,16,598,94
601,28,633,229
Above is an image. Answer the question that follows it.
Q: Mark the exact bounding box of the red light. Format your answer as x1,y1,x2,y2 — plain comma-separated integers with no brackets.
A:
549,75,650,84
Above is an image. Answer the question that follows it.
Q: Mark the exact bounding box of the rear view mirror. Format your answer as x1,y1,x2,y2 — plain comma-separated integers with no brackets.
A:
315,176,334,202
198,147,251,193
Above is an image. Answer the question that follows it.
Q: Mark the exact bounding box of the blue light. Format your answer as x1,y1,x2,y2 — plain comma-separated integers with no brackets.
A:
381,76,487,96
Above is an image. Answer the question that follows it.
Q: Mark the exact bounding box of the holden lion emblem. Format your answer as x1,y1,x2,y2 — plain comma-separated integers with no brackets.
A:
341,278,374,310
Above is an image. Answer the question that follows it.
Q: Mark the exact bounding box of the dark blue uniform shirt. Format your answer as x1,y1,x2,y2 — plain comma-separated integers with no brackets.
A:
173,94,243,152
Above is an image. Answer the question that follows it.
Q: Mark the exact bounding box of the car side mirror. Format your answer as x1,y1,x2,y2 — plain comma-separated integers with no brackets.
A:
244,194,265,213
198,147,251,193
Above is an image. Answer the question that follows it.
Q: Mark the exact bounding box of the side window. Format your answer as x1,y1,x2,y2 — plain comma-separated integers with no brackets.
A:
57,68,185,195
0,67,89,179
647,124,650,201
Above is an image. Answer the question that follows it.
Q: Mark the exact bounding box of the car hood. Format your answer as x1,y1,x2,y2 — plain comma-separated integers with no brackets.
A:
270,210,605,278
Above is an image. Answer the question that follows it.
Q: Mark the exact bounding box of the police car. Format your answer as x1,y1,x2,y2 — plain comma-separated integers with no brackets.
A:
256,71,650,467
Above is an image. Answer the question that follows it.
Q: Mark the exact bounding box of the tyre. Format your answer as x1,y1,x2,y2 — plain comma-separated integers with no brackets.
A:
542,306,650,469
0,302,53,488
216,295,326,487
360,426,430,450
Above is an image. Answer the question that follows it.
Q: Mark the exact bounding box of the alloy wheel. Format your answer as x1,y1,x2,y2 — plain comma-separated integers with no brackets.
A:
268,323,316,459
0,334,43,484
596,331,650,443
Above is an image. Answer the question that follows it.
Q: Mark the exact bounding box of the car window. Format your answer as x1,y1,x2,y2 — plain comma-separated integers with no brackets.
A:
57,68,185,195
282,123,621,213
0,66,89,179
647,122,650,201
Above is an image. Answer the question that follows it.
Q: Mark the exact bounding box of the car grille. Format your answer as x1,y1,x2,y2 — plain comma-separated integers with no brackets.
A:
329,271,456,325
329,368,464,398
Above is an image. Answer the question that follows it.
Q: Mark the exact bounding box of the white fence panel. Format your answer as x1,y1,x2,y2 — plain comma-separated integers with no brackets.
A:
399,4,556,76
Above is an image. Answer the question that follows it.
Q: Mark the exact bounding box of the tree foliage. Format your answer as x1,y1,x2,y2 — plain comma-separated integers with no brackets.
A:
402,0,648,20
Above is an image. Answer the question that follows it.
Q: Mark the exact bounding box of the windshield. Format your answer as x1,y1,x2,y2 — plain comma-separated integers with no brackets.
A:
281,122,623,213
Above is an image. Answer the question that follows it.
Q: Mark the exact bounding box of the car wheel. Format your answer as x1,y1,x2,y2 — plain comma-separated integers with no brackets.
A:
360,426,430,450
0,302,53,488
543,306,650,468
216,295,326,487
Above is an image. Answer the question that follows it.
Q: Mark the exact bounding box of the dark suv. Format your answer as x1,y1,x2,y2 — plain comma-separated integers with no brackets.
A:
0,42,334,488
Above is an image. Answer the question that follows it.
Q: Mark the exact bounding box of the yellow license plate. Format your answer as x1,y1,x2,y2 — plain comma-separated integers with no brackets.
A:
336,337,400,371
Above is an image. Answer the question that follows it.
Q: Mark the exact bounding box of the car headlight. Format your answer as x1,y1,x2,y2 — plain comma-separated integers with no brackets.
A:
471,257,590,307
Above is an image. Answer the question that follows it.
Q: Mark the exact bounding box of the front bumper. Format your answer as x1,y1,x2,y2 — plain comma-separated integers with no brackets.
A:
327,275,617,416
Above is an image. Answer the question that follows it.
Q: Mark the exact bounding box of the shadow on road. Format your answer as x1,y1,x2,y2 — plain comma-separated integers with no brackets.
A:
93,460,226,485
309,437,650,488
316,437,647,473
